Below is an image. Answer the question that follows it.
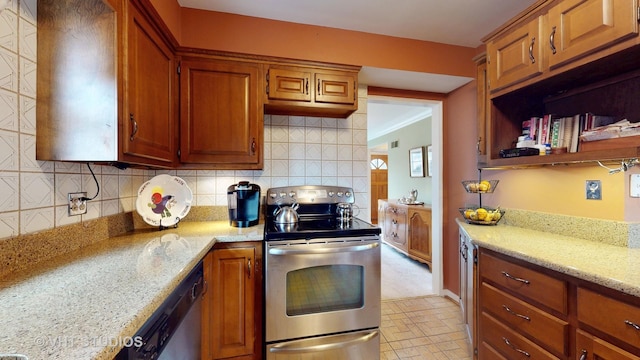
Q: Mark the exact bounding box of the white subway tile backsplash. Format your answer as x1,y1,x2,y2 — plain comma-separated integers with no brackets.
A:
55,205,81,227
305,127,322,143
20,207,54,234
305,117,321,127
337,128,353,144
337,145,353,161
0,47,18,91
0,129,18,171
0,171,18,212
289,159,305,177
289,143,305,160
18,57,35,97
0,211,19,238
0,89,17,131
197,176,216,195
20,172,54,209
101,199,122,217
321,144,337,161
271,142,289,159
305,143,322,160
101,175,120,200
271,160,289,177
305,160,321,177
271,115,288,126
18,17,36,61
54,173,82,206
321,128,337,144
271,126,289,142
289,116,305,126
20,134,54,172
20,0,37,24
82,201,101,221
0,10,18,53
289,127,305,143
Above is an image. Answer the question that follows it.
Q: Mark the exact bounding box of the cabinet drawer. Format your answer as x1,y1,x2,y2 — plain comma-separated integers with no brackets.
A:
578,287,640,351
480,251,567,314
479,340,508,360
480,312,560,360
480,282,569,356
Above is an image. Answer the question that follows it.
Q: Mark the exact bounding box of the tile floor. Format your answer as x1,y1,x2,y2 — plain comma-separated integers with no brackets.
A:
380,296,473,360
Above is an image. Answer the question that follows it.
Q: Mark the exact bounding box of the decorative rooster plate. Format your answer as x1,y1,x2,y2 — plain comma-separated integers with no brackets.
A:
136,175,193,227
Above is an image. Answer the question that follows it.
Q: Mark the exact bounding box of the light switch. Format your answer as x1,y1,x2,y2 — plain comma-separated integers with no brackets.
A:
631,174,640,197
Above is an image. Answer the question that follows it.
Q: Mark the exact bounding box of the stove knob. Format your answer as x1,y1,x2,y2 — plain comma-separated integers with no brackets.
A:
345,191,352,198
289,191,296,198
279,192,287,198
328,191,335,197
269,192,277,199
337,191,344,197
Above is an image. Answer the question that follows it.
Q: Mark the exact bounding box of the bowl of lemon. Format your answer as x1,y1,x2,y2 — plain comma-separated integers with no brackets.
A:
461,180,499,193
459,206,505,225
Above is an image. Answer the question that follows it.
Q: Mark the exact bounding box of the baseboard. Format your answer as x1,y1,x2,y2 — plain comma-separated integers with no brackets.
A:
442,289,460,304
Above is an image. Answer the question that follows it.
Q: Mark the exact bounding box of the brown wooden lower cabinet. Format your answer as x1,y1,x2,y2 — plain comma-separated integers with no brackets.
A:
202,241,263,360
477,248,640,360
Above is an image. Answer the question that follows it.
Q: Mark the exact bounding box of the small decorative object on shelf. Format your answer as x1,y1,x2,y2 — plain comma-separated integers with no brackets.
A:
459,206,504,225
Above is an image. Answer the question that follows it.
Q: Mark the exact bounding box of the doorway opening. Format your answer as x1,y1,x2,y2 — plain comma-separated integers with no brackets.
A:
367,94,443,299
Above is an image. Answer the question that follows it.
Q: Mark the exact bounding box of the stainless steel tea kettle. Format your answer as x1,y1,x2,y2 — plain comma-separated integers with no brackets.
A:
273,203,299,224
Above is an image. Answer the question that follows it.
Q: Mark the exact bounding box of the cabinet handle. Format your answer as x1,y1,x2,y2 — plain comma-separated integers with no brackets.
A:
392,219,397,225
529,37,536,64
579,349,587,360
625,320,640,331
501,271,530,284
317,79,321,95
248,258,252,279
550,26,557,54
502,304,531,321
129,113,138,141
502,337,530,357
251,138,256,154
305,79,309,94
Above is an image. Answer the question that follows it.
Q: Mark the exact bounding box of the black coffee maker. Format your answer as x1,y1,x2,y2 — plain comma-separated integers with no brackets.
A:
227,181,261,227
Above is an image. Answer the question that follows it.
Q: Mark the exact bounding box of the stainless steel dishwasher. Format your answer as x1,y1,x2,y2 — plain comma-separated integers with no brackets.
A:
116,261,204,360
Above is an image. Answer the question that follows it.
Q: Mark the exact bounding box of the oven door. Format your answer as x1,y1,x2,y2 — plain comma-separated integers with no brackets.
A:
266,329,379,360
265,236,381,343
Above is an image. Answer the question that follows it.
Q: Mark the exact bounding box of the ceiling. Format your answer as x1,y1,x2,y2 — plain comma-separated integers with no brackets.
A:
177,0,536,141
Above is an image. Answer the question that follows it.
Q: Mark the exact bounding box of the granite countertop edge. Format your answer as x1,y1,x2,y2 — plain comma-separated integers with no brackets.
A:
457,218,640,298
0,221,264,360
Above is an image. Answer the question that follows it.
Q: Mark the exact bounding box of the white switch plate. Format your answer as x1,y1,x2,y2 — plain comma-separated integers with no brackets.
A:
631,174,640,197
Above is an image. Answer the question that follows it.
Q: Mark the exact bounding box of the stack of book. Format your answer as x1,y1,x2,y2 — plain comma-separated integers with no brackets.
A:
521,113,616,153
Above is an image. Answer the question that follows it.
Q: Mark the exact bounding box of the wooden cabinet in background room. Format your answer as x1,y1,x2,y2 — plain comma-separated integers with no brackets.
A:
264,64,360,118
382,202,408,254
407,207,432,267
37,0,178,168
202,242,263,360
179,58,263,169
379,200,432,266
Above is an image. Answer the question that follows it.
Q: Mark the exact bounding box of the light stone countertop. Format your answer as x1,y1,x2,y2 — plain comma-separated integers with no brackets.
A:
458,219,640,297
0,221,263,360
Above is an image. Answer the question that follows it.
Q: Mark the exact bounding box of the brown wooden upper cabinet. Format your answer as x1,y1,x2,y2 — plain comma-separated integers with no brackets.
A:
487,16,545,93
547,0,638,69
480,0,640,169
37,0,179,168
264,65,359,118
179,58,263,169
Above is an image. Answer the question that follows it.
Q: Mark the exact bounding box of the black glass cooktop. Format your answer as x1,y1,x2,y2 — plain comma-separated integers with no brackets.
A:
264,216,381,241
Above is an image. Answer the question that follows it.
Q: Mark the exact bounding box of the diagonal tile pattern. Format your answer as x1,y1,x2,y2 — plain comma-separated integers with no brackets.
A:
380,296,472,360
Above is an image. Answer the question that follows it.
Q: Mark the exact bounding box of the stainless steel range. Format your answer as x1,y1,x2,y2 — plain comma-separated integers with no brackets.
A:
263,185,381,360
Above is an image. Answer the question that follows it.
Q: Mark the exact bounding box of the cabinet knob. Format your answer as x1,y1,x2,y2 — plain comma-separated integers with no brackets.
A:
251,138,256,154
579,349,587,360
247,258,252,279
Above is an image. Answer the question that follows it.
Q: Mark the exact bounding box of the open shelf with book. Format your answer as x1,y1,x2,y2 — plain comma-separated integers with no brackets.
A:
483,53,640,169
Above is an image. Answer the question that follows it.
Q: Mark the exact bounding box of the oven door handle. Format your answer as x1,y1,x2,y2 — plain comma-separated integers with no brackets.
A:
268,241,379,255
269,329,379,354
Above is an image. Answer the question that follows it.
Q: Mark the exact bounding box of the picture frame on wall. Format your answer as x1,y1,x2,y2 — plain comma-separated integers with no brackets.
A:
409,146,426,178
426,145,433,177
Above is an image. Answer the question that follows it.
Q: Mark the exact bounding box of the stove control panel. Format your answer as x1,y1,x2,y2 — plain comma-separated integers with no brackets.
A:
266,185,355,205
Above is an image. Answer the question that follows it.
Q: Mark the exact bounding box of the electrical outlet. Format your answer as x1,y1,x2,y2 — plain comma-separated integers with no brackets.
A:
586,180,602,200
68,192,88,216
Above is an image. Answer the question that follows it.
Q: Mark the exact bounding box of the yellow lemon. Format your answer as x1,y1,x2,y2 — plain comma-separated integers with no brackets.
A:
479,180,491,192
476,208,488,221
492,210,502,221
469,210,479,221
464,209,474,219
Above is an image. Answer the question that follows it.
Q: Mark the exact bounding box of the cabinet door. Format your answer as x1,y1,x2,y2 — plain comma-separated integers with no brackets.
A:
487,16,544,92
180,59,263,168
202,247,256,359
408,208,431,265
547,0,638,69
476,55,489,164
576,329,640,360
123,2,177,167
267,67,312,102
315,72,356,105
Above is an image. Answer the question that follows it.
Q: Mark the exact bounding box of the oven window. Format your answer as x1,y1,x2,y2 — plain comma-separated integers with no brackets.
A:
286,265,364,316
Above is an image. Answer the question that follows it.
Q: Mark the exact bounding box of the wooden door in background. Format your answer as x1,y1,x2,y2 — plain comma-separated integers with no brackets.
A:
370,154,388,224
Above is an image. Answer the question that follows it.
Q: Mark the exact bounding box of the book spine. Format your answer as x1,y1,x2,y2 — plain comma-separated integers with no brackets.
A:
550,118,561,147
